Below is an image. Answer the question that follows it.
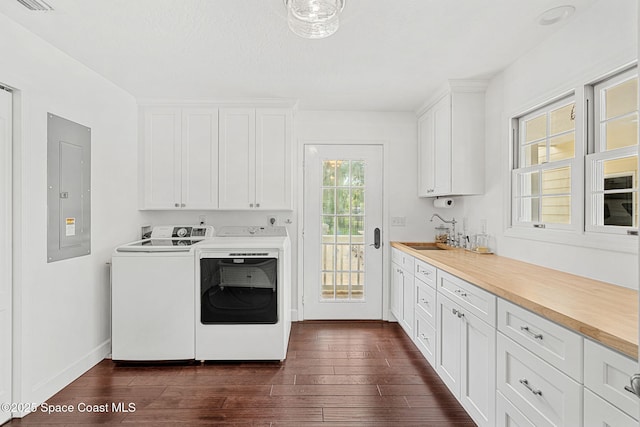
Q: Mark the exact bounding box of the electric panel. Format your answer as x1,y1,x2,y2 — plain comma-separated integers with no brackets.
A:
47,113,91,262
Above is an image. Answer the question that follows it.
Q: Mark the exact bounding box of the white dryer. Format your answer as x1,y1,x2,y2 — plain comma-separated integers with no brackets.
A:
195,226,291,361
111,225,213,361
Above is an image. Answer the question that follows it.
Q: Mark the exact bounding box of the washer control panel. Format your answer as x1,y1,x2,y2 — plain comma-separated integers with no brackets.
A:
216,226,288,237
150,225,214,239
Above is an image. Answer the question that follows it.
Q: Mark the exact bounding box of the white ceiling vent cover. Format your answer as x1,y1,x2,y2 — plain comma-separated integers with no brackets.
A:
16,0,53,11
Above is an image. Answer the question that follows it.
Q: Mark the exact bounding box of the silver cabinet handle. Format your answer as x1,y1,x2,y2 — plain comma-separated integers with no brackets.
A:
419,333,429,343
454,289,468,297
249,203,254,207
174,203,179,207
520,326,543,340
452,308,464,319
519,378,542,396
256,203,260,208
419,298,428,304
181,203,186,207
625,374,640,397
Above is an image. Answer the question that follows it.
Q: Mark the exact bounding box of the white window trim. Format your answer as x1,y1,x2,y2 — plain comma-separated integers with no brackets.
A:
511,93,582,232
504,61,638,254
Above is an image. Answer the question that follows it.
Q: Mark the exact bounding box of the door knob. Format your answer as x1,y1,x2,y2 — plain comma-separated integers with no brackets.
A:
368,227,381,249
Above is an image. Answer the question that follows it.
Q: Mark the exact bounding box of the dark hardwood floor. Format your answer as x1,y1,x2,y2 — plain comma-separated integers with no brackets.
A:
6,321,475,426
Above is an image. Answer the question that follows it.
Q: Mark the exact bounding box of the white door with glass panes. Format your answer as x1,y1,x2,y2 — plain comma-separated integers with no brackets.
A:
0,89,12,424
303,145,383,319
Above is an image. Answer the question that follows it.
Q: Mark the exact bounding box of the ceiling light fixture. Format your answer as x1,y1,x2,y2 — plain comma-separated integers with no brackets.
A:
284,0,346,39
537,5,575,26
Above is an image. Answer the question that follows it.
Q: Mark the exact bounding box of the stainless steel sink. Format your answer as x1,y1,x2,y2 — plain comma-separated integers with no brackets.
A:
403,243,445,250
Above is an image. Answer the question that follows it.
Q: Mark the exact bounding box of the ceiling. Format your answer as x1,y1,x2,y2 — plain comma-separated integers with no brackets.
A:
1,0,599,111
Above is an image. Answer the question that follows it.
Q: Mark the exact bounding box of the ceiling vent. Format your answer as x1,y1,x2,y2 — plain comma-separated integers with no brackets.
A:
16,0,54,11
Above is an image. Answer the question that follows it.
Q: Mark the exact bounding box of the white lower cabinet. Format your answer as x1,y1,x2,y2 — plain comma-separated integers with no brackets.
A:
436,292,496,426
584,388,637,427
390,249,414,337
584,339,639,422
389,249,638,427
497,333,582,426
496,390,536,427
414,310,436,366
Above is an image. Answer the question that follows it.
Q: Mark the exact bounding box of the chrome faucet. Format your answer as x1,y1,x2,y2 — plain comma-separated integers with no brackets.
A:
430,214,457,246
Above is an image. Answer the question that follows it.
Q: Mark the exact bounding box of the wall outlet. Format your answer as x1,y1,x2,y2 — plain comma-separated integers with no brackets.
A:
267,216,278,226
198,215,207,225
391,216,406,226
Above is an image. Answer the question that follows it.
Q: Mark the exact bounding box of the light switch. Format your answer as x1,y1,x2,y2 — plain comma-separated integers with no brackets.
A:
391,216,406,226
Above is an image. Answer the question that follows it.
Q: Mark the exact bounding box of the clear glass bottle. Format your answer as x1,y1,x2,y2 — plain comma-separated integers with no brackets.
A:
475,219,491,253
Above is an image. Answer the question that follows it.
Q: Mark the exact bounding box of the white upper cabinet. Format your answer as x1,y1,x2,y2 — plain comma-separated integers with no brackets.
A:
141,107,219,210
219,108,292,210
417,80,487,197
140,103,293,211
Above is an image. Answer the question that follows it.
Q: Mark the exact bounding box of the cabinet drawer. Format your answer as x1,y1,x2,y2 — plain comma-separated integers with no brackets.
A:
584,339,638,420
496,391,536,427
498,299,583,382
414,259,436,288
584,388,637,427
415,279,436,326
497,333,582,427
414,310,436,366
391,248,414,271
437,269,496,327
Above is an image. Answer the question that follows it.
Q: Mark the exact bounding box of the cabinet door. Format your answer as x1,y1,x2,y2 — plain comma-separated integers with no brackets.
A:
460,310,496,427
417,110,435,197
219,108,255,209
390,264,403,321
255,109,292,210
436,293,461,397
431,94,451,196
142,107,182,209
400,268,414,336
181,108,219,209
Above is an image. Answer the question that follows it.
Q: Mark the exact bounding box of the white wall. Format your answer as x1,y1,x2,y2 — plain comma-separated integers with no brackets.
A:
0,12,142,408
143,110,428,320
462,0,639,289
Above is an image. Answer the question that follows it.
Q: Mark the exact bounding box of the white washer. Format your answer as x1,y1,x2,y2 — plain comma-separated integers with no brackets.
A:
195,226,291,361
111,225,214,361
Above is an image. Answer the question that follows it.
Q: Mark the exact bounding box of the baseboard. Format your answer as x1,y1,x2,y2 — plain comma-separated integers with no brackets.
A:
290,309,299,322
14,339,111,418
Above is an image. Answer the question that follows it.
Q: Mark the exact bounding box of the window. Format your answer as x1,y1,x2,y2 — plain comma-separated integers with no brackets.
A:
586,69,638,234
510,66,638,241
512,96,577,229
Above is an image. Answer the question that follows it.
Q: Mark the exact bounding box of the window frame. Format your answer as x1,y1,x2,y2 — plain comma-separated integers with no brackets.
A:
511,94,580,231
506,63,638,251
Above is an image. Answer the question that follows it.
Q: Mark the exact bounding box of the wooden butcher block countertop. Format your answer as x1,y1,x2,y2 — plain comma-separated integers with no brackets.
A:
391,241,638,359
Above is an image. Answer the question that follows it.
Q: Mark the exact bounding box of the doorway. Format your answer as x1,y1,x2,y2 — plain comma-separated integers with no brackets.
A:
0,87,12,424
303,144,383,319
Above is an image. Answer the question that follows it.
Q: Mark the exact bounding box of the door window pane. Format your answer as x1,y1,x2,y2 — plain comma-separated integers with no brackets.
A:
319,159,368,301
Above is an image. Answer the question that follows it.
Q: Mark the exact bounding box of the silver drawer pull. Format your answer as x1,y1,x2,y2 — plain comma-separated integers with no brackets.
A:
419,298,428,304
520,326,543,340
625,374,640,397
454,289,468,297
419,333,429,343
452,308,465,319
519,378,542,396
